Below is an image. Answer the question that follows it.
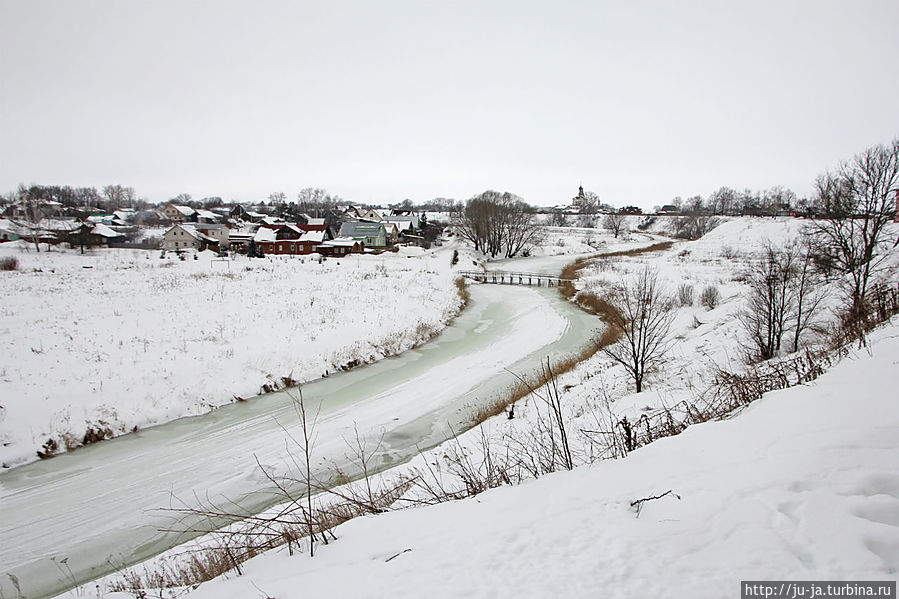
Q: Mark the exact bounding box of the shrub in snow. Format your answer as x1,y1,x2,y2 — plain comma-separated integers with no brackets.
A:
676,283,694,307
700,285,720,310
36,438,59,459
0,256,18,271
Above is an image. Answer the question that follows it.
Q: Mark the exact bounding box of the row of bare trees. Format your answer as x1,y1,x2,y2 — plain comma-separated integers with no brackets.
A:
452,190,541,258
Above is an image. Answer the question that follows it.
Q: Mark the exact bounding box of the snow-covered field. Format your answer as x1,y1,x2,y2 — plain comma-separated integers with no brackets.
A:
0,243,463,468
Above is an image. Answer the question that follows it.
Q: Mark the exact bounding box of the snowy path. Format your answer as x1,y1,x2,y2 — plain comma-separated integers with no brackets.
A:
0,276,602,599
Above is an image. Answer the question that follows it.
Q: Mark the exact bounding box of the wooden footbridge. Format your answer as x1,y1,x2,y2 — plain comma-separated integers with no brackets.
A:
458,270,572,287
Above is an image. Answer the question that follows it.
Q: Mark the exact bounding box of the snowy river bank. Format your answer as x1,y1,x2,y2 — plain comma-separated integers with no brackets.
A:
0,262,602,599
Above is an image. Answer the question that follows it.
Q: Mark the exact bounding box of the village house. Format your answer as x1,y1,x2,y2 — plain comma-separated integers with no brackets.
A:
0,218,23,242
3,198,64,222
338,221,388,248
316,237,365,257
252,224,330,255
194,209,221,223
163,223,220,251
387,211,420,229
385,217,415,236
258,216,288,230
192,223,230,247
161,204,197,222
228,228,255,251
381,222,399,244
65,222,126,249
296,217,333,237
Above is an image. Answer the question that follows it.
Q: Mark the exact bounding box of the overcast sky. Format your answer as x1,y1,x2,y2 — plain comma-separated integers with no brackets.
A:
1,1,897,209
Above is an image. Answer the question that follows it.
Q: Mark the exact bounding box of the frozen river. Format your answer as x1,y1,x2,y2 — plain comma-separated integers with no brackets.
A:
0,260,601,599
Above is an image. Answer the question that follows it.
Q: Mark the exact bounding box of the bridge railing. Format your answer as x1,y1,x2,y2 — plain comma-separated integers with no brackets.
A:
457,270,574,287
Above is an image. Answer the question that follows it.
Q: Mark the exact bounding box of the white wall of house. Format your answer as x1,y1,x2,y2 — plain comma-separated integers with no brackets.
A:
163,226,201,250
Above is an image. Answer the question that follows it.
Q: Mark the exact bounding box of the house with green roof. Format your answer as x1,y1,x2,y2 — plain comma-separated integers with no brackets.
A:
337,221,388,247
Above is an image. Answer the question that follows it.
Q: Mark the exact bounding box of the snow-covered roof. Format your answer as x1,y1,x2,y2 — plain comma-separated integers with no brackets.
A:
319,236,361,248
38,219,80,232
280,224,308,238
167,224,217,243
0,218,24,234
339,221,385,238
299,230,325,243
305,218,326,227
90,223,120,238
385,219,413,231
169,204,196,216
195,209,219,220
253,228,277,242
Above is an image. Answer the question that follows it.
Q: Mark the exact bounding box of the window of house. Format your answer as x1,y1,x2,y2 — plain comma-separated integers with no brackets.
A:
291,244,296,252
278,244,283,252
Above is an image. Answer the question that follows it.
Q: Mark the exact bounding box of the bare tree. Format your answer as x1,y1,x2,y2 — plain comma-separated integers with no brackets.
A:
101,184,135,210
453,190,539,258
809,136,899,312
581,190,601,214
550,210,570,227
739,243,796,361
789,240,829,352
739,240,828,360
707,186,738,215
602,213,625,238
283,387,319,557
602,268,676,392
16,184,44,252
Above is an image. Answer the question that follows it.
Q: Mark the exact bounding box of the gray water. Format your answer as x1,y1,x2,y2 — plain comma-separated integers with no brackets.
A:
0,276,601,599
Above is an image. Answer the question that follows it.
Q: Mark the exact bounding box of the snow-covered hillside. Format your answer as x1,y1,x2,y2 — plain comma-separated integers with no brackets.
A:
116,318,899,599
0,244,463,468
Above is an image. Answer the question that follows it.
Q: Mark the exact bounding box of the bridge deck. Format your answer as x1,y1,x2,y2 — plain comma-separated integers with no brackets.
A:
458,270,573,287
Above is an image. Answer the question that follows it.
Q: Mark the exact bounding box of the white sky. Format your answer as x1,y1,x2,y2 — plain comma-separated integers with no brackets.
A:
1,1,897,209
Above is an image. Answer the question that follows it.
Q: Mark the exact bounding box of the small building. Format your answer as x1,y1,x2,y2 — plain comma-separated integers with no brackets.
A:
162,204,197,222
316,237,365,257
228,229,255,251
338,221,388,247
163,223,219,251
192,223,230,247
3,198,64,221
0,219,22,242
258,216,288,230
381,222,399,244
230,205,251,221
387,212,420,229
194,209,221,223
254,226,327,255
65,222,126,248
